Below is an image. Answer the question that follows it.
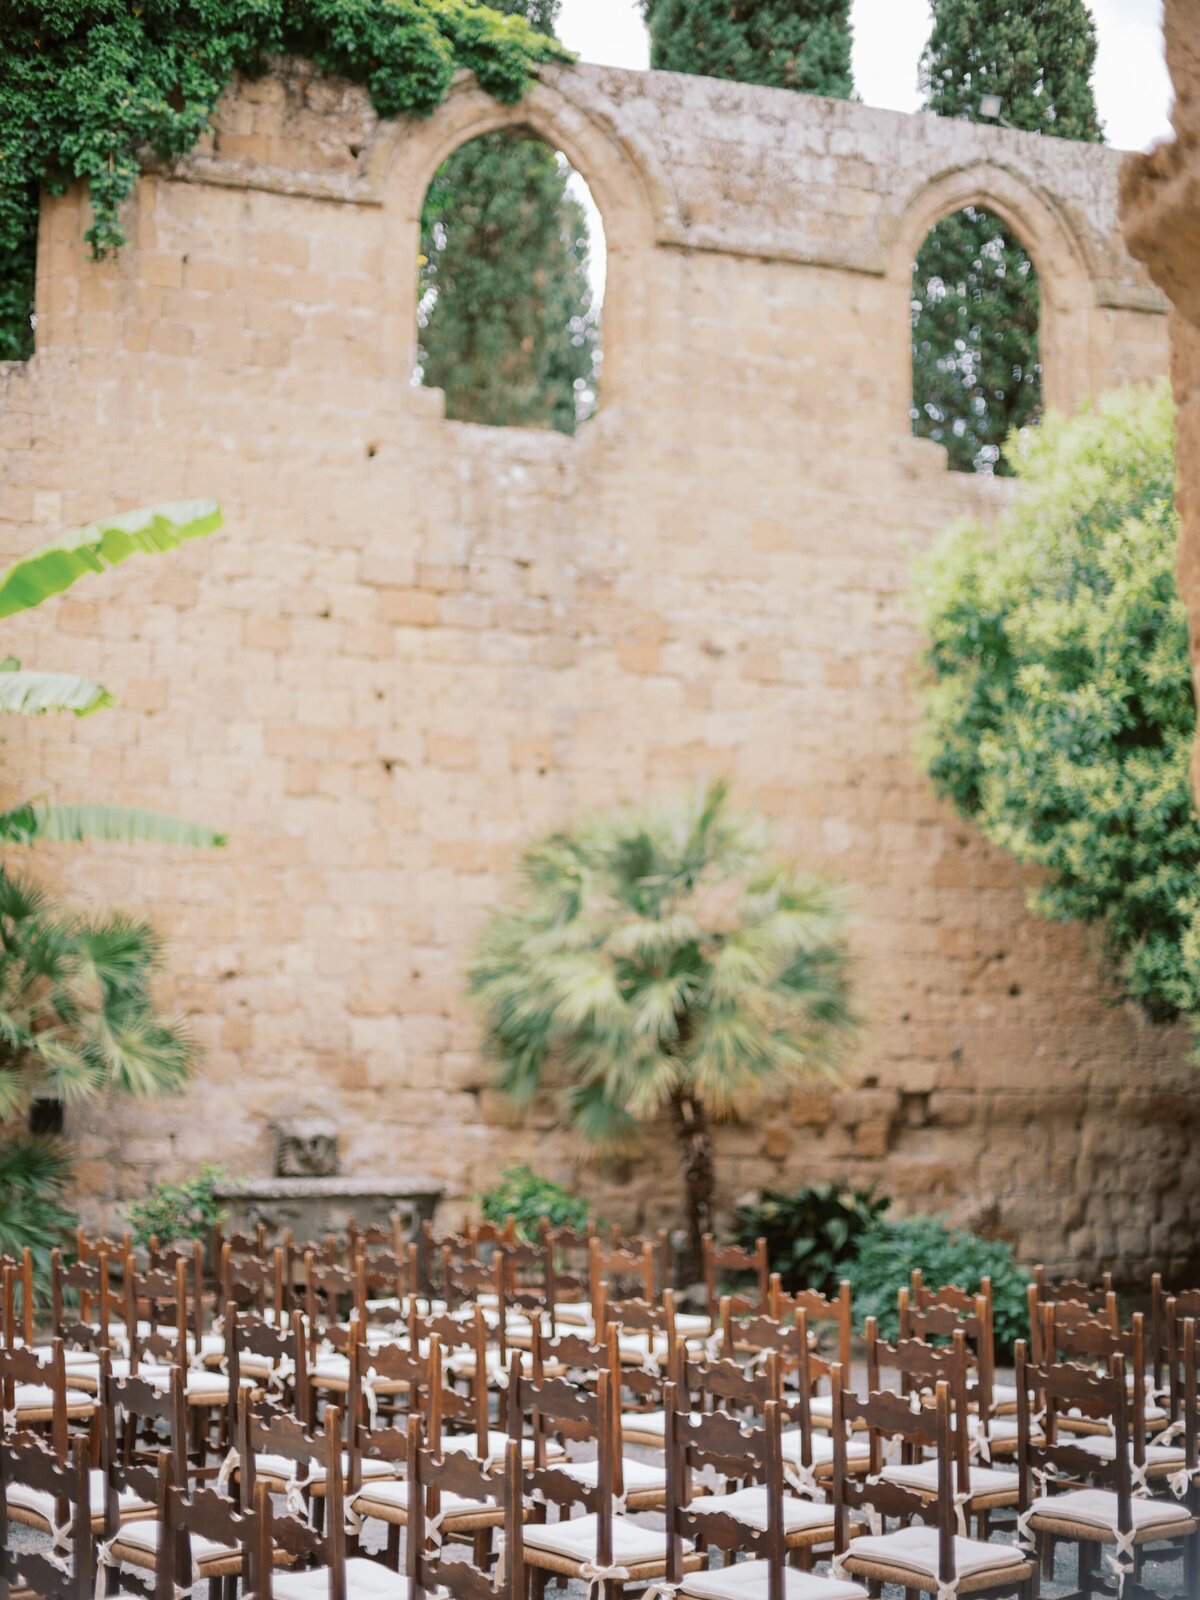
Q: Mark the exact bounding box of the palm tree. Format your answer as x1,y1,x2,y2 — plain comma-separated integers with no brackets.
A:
0,499,226,846
468,781,857,1277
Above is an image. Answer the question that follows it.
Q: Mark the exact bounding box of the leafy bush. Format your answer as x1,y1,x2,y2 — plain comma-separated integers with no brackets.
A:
732,1182,888,1296
848,1214,1030,1354
0,1138,76,1281
915,383,1197,1023
479,1165,591,1240
125,1165,231,1251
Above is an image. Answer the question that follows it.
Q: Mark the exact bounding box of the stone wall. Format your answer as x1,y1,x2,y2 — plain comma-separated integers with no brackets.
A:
1,60,1193,1280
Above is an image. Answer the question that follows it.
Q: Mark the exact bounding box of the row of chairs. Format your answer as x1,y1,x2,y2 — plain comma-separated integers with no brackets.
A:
6,1218,1200,1600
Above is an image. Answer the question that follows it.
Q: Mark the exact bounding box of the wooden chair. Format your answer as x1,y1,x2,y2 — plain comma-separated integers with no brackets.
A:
0,1324,94,1439
407,1423,526,1600
226,1303,310,1423
1015,1342,1196,1599
866,1318,1020,1539
589,1238,656,1323
1,1435,114,1600
97,1358,240,1591
237,1393,363,1521
250,1405,364,1600
832,1374,1034,1598
543,1225,595,1329
514,1365,681,1600
703,1233,769,1321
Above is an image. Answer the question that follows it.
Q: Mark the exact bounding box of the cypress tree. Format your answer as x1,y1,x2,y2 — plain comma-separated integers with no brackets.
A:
417,0,598,433
640,0,853,99
912,0,1102,472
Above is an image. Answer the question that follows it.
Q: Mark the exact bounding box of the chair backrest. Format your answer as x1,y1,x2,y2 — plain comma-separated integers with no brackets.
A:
0,1435,101,1600
254,1433,345,1600
0,1318,71,1461
865,1320,972,1491
702,1233,769,1318
407,1419,525,1600
833,1372,955,1584
50,1248,113,1351
164,1481,257,1597
900,1285,996,1419
1151,1279,1200,1400
1033,1265,1113,1311
227,1304,310,1420
221,1244,285,1319
677,1345,780,1423
589,1238,655,1314
99,1353,187,1525
303,1251,357,1349
123,1259,191,1372
770,1275,853,1375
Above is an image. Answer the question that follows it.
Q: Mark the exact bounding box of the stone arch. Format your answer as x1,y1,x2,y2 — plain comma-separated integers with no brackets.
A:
882,162,1099,441
373,71,657,414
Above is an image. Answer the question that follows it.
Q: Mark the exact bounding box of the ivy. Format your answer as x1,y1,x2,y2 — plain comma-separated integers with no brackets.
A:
0,0,571,361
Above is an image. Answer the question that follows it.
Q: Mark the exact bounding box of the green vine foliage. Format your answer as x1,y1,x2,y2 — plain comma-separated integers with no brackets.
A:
0,0,570,361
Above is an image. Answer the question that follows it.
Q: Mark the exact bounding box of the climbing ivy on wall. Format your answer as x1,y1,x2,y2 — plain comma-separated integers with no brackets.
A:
0,0,570,362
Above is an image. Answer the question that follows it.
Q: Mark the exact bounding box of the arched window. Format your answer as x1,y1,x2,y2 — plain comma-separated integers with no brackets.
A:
416,127,603,435
910,206,1041,475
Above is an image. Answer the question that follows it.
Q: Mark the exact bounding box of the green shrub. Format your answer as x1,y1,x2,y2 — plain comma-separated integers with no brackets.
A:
848,1214,1030,1354
479,1165,590,1240
732,1182,888,1296
125,1164,231,1251
0,1137,76,1284
915,383,1197,1023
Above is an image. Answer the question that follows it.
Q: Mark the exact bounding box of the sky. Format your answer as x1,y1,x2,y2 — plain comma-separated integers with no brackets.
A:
558,0,1174,302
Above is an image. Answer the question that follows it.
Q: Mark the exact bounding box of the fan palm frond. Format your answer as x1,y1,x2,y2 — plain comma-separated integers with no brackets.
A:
0,668,115,717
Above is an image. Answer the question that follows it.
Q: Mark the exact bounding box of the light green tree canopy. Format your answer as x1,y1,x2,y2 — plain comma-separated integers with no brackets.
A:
916,382,1197,1023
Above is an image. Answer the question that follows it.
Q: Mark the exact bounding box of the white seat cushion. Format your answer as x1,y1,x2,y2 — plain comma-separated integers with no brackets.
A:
682,1559,866,1600
845,1526,1026,1581
1029,1488,1194,1535
551,1300,594,1327
255,1451,394,1485
312,1355,351,1383
440,1430,564,1464
350,1479,490,1518
880,1461,1019,1497
1073,1437,1185,1468
7,1470,149,1522
689,1485,837,1533
111,1518,236,1566
562,1458,668,1494
274,1558,407,1600
673,1314,713,1337
522,1511,687,1566
13,1383,93,1412
780,1431,870,1469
